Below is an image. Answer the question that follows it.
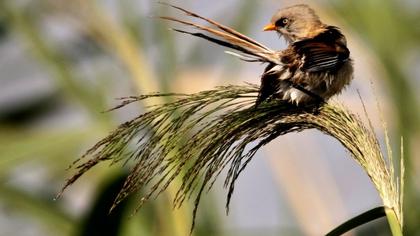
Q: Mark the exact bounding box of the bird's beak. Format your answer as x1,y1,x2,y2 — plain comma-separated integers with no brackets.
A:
263,23,276,31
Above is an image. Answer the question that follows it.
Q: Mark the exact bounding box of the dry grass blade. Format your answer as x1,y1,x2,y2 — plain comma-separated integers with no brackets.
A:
58,83,403,233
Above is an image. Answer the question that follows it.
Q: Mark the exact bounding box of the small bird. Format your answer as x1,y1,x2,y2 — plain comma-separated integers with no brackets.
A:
161,4,353,106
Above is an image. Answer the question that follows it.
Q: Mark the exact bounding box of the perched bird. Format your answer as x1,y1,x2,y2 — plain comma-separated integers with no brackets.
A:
161,4,353,106
257,4,353,106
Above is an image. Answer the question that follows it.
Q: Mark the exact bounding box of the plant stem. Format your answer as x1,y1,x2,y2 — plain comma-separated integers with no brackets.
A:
385,207,403,236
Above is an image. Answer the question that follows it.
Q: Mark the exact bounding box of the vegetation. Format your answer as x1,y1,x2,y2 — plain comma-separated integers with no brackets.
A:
59,84,404,235
0,1,417,235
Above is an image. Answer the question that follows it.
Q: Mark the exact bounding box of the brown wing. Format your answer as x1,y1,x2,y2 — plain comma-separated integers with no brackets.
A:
293,27,350,73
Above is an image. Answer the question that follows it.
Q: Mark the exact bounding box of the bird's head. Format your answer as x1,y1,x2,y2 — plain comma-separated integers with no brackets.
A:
263,4,324,43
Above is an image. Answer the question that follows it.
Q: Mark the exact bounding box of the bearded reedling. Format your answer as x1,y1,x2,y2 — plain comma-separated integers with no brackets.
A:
161,4,353,106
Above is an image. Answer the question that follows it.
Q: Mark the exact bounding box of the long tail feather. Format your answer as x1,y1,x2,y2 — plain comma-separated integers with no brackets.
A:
162,2,270,51
161,16,261,52
159,5,281,65
161,16,264,54
172,28,265,62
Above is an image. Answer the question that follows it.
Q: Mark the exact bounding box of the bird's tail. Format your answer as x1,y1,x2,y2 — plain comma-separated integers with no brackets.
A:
159,3,281,65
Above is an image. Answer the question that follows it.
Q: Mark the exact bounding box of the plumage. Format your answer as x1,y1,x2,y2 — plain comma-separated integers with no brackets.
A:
161,4,353,107
257,25,353,106
159,3,281,65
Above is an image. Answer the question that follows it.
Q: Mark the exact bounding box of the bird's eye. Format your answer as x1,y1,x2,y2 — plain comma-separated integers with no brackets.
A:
275,17,289,27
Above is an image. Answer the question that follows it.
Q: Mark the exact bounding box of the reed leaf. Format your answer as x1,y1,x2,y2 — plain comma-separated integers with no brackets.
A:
58,83,403,234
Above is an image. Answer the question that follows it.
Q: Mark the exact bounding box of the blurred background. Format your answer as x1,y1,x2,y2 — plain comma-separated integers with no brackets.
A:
0,0,419,235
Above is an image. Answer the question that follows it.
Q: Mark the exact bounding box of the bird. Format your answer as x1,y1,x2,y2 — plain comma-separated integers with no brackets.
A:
160,4,353,107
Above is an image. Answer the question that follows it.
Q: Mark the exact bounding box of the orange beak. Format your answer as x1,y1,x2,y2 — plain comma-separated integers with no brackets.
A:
263,23,276,31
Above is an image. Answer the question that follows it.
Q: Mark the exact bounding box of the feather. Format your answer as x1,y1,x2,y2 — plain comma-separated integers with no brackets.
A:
224,51,262,62
293,28,350,73
161,2,270,51
159,6,281,65
171,28,265,60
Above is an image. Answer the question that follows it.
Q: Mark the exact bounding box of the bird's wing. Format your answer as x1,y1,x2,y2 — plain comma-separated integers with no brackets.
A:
292,29,350,73
297,42,349,72
160,3,281,65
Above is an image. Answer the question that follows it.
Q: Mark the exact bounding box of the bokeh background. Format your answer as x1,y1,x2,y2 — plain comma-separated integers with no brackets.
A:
0,0,419,235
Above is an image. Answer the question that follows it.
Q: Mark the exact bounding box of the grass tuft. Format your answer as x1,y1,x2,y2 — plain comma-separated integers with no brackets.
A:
58,83,403,234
